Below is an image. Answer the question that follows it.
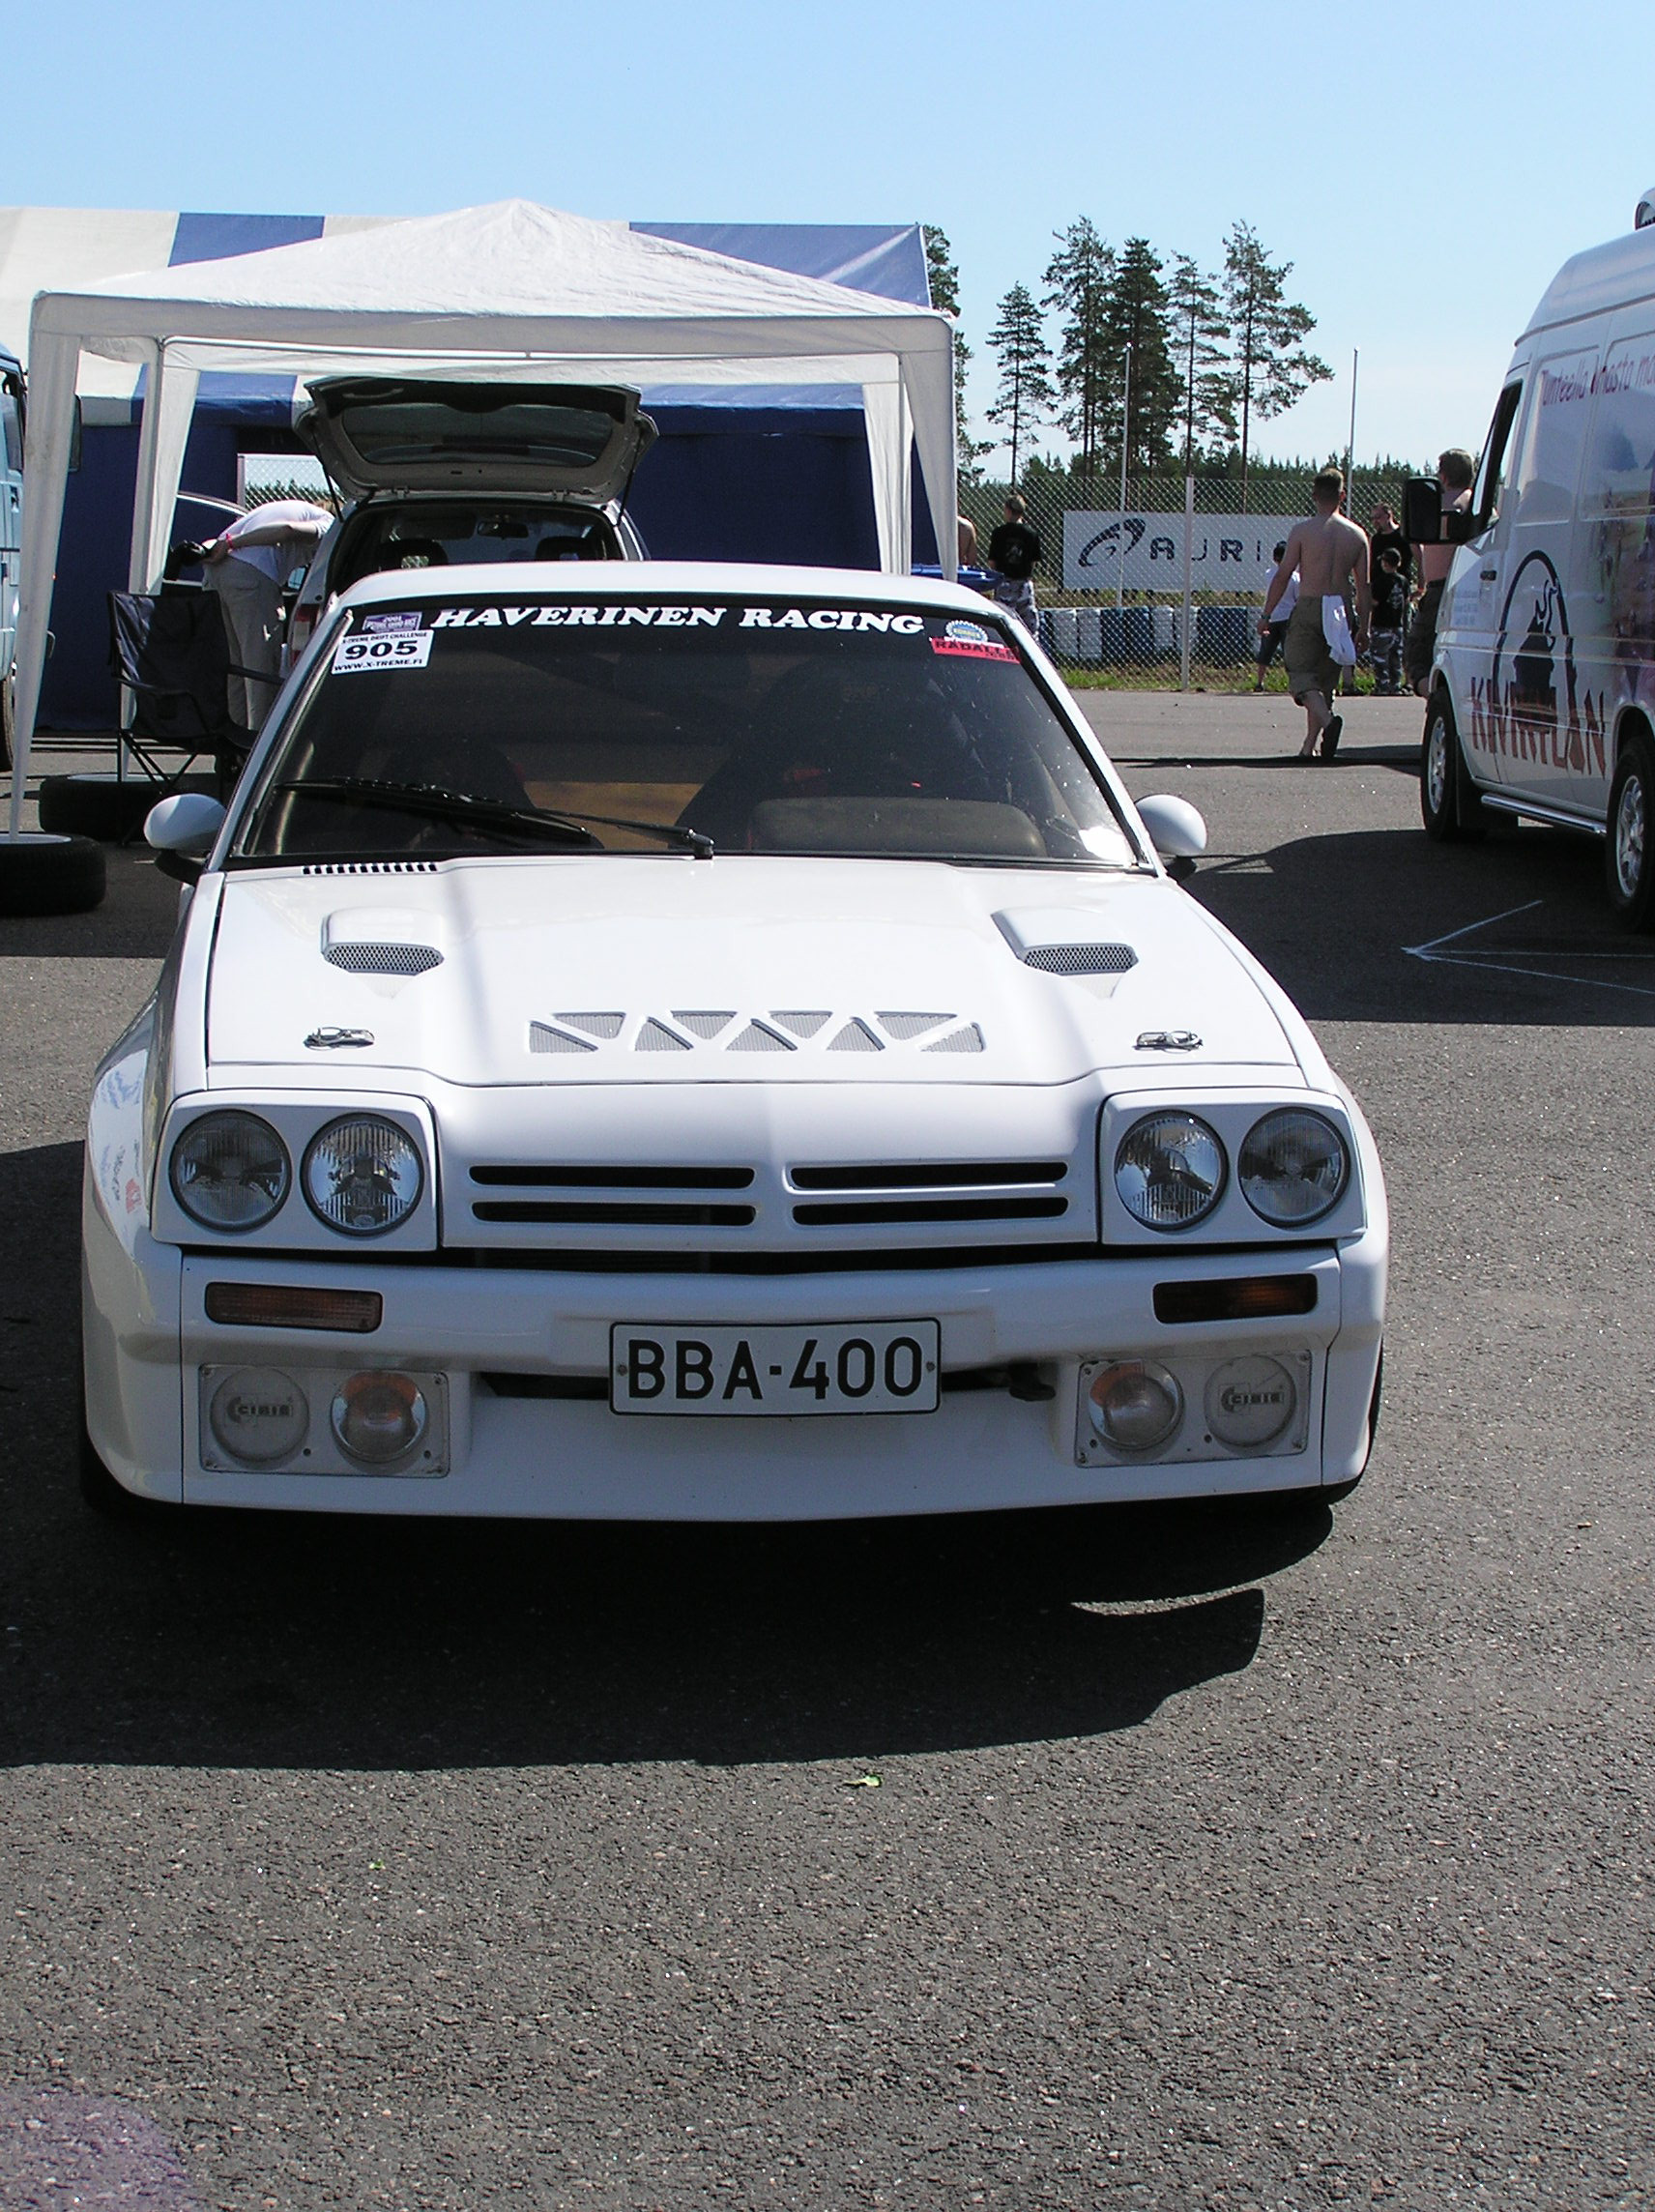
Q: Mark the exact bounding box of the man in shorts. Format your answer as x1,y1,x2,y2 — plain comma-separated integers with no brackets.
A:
1261,467,1370,760
1407,449,1475,695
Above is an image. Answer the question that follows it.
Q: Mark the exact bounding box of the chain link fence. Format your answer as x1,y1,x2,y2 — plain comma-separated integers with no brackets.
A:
958,469,1413,689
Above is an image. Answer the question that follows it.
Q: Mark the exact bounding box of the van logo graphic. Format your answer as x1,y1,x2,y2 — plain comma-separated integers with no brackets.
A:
1473,550,1596,775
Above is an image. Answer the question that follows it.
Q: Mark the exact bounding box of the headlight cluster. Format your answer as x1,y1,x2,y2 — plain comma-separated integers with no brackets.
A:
170,1111,422,1237
1114,1109,1348,1233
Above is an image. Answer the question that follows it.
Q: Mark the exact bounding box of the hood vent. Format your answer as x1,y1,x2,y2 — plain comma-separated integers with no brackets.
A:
323,941,443,975
304,859,441,876
522,1010,988,1058
1020,943,1137,976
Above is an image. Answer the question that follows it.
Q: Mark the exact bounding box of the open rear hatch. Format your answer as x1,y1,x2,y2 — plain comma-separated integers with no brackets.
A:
295,378,656,504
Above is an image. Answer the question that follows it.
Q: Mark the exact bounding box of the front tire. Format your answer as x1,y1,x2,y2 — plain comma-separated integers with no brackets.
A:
1607,729,1655,929
1420,697,1485,842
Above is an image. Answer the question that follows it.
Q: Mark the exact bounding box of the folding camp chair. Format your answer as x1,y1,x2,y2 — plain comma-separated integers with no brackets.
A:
106,581,280,799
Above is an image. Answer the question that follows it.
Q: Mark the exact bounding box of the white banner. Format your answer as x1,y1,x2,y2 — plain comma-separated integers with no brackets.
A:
1062,511,1289,594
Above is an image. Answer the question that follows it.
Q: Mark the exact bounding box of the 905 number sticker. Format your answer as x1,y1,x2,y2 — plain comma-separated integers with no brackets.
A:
333,629,434,674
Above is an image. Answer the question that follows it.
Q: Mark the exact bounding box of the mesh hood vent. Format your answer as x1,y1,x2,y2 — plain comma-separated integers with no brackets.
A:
323,942,443,975
530,1022,596,1054
1021,943,1138,976
827,1019,883,1053
522,1009,987,1057
304,859,441,877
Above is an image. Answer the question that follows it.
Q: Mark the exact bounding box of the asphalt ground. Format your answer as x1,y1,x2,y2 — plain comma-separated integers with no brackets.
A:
1,702,1651,2210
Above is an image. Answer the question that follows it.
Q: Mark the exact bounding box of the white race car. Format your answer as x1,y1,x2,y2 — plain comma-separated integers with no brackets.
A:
83,565,1386,1520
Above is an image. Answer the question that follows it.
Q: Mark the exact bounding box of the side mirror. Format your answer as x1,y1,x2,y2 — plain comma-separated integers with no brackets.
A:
1136,794,1207,880
145,791,226,874
1403,477,1441,544
69,395,83,474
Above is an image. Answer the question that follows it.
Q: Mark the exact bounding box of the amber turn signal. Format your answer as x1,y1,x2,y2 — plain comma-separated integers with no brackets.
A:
205,1283,383,1332
1152,1275,1318,1325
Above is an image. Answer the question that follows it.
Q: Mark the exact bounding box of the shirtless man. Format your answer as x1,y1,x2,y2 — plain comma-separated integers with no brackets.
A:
1261,467,1370,760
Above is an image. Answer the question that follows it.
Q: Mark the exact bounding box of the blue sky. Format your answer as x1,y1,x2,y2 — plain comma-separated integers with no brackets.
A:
4,0,1645,471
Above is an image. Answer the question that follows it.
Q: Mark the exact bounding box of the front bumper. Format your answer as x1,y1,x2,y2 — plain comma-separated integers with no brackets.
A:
85,1185,1386,1518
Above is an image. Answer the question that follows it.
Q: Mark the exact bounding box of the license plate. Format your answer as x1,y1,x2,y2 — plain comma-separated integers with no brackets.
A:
610,1322,940,1416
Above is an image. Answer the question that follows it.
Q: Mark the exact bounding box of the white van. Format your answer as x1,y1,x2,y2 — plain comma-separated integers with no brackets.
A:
1419,198,1655,925
0,347,23,770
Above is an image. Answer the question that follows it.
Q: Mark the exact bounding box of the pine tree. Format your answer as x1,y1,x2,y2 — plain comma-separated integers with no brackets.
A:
923,225,986,476
1103,238,1180,478
1043,218,1116,487
1167,254,1236,473
1221,220,1332,509
985,284,1055,487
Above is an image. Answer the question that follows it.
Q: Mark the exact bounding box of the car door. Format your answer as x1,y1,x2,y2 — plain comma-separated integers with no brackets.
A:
1439,375,1523,788
1495,339,1600,815
1573,325,1655,821
0,373,23,697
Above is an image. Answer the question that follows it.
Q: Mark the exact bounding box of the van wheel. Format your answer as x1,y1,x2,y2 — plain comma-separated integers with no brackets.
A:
1420,699,1484,842
1607,730,1655,928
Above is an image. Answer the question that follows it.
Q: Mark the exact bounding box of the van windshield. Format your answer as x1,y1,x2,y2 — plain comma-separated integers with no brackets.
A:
236,595,1140,870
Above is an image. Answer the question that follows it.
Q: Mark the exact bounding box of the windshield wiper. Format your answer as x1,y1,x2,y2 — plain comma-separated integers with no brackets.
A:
272,777,713,857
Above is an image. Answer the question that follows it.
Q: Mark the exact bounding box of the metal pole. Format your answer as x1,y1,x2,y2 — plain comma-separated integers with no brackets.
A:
1347,347,1358,508
1117,344,1132,612
1179,472,1194,690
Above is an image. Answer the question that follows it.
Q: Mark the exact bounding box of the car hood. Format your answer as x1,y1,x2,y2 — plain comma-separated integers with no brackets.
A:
203,858,1305,1091
295,376,656,503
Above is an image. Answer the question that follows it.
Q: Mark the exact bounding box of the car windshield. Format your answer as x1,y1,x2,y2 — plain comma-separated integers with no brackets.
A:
236,593,1141,869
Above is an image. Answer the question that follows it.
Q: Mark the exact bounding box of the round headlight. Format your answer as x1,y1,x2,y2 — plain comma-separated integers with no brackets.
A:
303,1116,422,1236
170,1111,291,1231
1087,1358,1183,1453
1238,1110,1349,1226
332,1371,428,1466
1115,1113,1226,1231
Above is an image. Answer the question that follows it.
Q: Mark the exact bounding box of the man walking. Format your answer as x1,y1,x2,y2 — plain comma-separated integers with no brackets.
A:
1261,467,1370,760
986,494,1042,635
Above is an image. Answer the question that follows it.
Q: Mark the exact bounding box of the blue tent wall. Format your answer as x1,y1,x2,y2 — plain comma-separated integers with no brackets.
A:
39,406,905,727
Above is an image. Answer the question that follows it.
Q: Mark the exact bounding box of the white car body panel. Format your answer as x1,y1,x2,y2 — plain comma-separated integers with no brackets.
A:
85,562,1387,1520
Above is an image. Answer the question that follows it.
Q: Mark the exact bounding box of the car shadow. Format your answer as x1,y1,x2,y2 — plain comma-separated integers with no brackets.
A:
0,1141,1312,1771
1188,818,1655,1026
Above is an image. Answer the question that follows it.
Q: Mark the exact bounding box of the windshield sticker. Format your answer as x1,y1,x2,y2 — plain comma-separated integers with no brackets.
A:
430,604,727,629
931,634,1018,662
739,608,924,632
361,611,423,637
945,619,990,644
333,629,434,674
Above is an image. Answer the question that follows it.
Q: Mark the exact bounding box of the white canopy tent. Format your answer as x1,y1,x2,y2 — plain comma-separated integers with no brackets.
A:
9,199,956,835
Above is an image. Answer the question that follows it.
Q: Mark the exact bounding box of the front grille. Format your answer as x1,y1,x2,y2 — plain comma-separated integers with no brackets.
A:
469,1162,757,1231
473,1164,754,1190
323,942,443,975
793,1195,1068,1228
792,1160,1066,1192
1021,943,1138,975
474,1199,755,1227
788,1157,1069,1231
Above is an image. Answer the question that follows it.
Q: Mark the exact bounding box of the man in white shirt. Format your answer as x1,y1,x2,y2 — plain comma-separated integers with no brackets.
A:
205,498,333,727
